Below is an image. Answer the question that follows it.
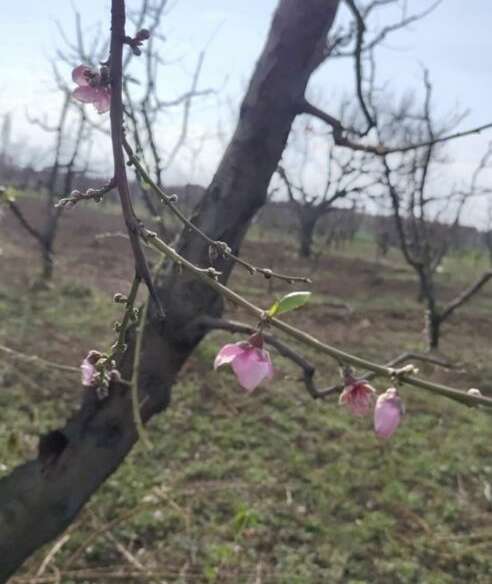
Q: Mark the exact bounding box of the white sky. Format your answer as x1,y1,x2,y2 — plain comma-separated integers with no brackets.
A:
2,0,492,226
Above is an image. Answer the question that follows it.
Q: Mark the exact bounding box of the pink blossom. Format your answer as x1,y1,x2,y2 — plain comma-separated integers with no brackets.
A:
339,379,376,416
71,65,111,114
374,387,405,439
80,350,101,387
214,335,273,392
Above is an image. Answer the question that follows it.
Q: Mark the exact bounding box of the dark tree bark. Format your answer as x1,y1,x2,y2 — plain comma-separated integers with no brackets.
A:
0,1,341,579
298,207,319,258
426,313,441,351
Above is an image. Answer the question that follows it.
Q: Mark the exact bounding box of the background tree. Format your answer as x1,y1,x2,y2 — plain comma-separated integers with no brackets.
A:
278,114,373,258
1,95,90,283
374,73,492,350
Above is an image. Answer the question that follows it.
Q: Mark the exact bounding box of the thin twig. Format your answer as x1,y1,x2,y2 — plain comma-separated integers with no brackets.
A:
130,293,152,450
111,275,141,363
55,179,116,209
35,534,71,577
319,351,459,395
123,139,312,284
301,99,492,156
142,228,492,410
0,344,80,375
109,0,164,316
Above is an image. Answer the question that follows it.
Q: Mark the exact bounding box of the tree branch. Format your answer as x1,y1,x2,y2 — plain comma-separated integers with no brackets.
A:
441,271,492,322
300,98,492,155
109,0,163,316
144,227,492,410
344,0,375,132
0,188,45,245
124,140,312,283
197,316,337,399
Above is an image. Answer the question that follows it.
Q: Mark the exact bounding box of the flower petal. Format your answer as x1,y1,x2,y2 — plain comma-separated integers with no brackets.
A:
259,348,274,381
94,88,111,114
73,86,100,104
231,348,272,391
214,343,245,369
80,358,96,386
374,388,403,439
339,381,375,417
72,65,93,86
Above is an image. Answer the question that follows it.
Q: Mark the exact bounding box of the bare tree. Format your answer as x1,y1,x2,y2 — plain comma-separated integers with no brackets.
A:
375,73,492,350
1,94,90,283
278,115,373,257
325,201,363,249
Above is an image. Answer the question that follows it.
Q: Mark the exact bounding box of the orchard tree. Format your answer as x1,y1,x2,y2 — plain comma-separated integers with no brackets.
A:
277,113,373,258
1,1,492,580
0,11,99,284
373,73,492,350
0,96,90,283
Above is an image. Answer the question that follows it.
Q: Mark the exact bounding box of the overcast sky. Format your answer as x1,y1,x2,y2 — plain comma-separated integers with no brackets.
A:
2,0,492,225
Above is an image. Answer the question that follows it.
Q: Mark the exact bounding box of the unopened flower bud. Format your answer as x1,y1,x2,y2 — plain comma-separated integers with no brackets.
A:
136,28,151,41
207,267,220,279
374,387,404,439
113,293,127,304
339,379,376,417
86,350,102,364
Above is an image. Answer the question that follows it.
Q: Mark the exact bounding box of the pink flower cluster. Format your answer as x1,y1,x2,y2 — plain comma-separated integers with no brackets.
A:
214,338,404,440
339,379,404,439
71,65,111,114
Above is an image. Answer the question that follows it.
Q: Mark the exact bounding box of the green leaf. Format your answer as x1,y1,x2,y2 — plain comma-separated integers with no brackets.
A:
267,291,311,317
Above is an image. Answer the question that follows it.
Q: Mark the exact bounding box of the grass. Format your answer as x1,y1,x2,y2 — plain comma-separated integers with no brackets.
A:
0,208,492,583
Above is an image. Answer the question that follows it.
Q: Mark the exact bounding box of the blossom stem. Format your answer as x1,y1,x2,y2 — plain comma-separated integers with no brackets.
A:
111,274,141,363
130,294,152,450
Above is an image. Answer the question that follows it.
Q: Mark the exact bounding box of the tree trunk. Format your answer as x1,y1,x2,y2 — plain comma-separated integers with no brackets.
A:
0,1,341,579
38,209,61,284
426,311,441,351
417,279,426,303
298,210,318,258
40,244,54,282
417,268,440,349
